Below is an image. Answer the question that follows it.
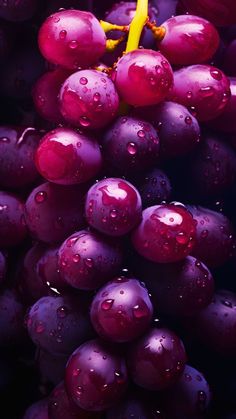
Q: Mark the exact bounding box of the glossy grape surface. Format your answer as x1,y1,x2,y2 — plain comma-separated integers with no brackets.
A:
210,78,236,133
136,168,172,208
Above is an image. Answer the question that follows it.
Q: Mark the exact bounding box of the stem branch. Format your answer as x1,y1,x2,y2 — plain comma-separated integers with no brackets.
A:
125,0,148,52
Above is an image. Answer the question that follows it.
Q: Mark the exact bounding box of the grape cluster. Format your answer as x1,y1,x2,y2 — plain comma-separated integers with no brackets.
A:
0,1,236,418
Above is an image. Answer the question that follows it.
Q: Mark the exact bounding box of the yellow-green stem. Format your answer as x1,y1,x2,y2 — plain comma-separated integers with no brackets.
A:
125,0,148,52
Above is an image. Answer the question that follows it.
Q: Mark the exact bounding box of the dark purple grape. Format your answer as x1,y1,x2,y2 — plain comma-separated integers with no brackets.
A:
35,127,102,185
24,182,86,244
114,49,173,107
139,256,214,316
127,327,187,390
0,191,27,248
0,0,39,22
90,277,153,342
36,245,67,291
32,69,72,124
37,350,67,387
48,381,102,419
38,10,106,70
176,0,236,26
223,40,236,76
106,396,165,419
187,290,236,356
0,289,25,346
23,398,49,419
152,0,177,25
162,364,211,418
136,168,171,208
85,178,142,237
132,204,196,263
0,126,41,189
209,77,236,133
159,15,219,66
27,294,92,356
134,101,201,159
188,205,235,268
168,65,231,121
0,251,6,285
65,338,128,411
189,135,236,197
58,230,123,290
59,70,119,130
101,116,160,176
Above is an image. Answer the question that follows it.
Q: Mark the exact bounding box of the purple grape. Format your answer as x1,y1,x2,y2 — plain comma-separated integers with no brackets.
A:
0,251,6,285
168,65,231,121
58,229,123,290
23,398,49,419
189,135,236,197
85,178,142,237
177,0,236,27
36,245,67,291
101,116,160,176
38,10,106,70
223,40,236,77
35,127,102,185
106,396,165,419
159,15,219,66
65,338,128,411
0,0,39,22
37,350,68,387
48,381,102,419
134,101,201,159
188,205,235,268
114,49,173,107
26,294,92,356
136,168,172,208
209,77,236,133
187,290,236,356
132,204,196,263
0,191,27,248
59,70,119,130
127,327,187,390
24,182,86,244
0,126,41,189
32,69,72,124
90,277,153,342
153,0,177,25
162,364,211,418
0,289,25,346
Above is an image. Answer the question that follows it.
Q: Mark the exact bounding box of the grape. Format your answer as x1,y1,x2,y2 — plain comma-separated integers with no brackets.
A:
189,136,236,197
23,398,49,419
48,381,101,419
162,364,211,418
134,101,201,159
131,204,196,263
35,127,102,185
136,168,172,208
0,191,27,248
59,70,119,129
37,350,67,387
187,290,236,356
0,126,41,189
188,205,235,268
106,396,165,418
85,178,142,237
0,289,25,346
138,255,214,316
90,277,153,342
209,77,236,133
159,15,219,66
168,65,231,121
0,0,39,22
32,69,72,124
114,49,173,107
38,10,106,70
58,229,123,290
0,251,6,285
127,327,186,390
223,40,236,77
101,116,160,176
24,182,86,244
36,245,67,291
177,0,236,27
26,294,92,356
65,338,128,411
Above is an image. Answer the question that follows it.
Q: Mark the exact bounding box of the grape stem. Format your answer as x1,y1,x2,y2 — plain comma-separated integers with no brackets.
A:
125,0,148,52
100,20,129,33
146,20,166,41
106,35,127,53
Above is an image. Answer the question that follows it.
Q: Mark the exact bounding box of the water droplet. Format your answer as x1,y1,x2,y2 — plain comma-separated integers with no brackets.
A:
93,92,100,102
69,40,78,49
176,232,188,244
35,322,44,333
210,69,222,80
35,191,47,203
133,304,149,319
79,77,88,85
185,116,192,124
222,299,233,308
199,86,214,96
185,373,192,381
201,230,208,239
137,129,145,138
76,386,84,395
57,306,68,318
110,209,118,218
79,116,90,127
0,137,10,143
127,142,137,155
114,371,125,384
187,91,192,99
59,30,67,39
85,258,93,268
73,368,81,377
101,299,114,311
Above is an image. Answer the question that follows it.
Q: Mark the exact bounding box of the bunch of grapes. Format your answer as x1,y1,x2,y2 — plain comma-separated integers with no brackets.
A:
1,0,236,418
